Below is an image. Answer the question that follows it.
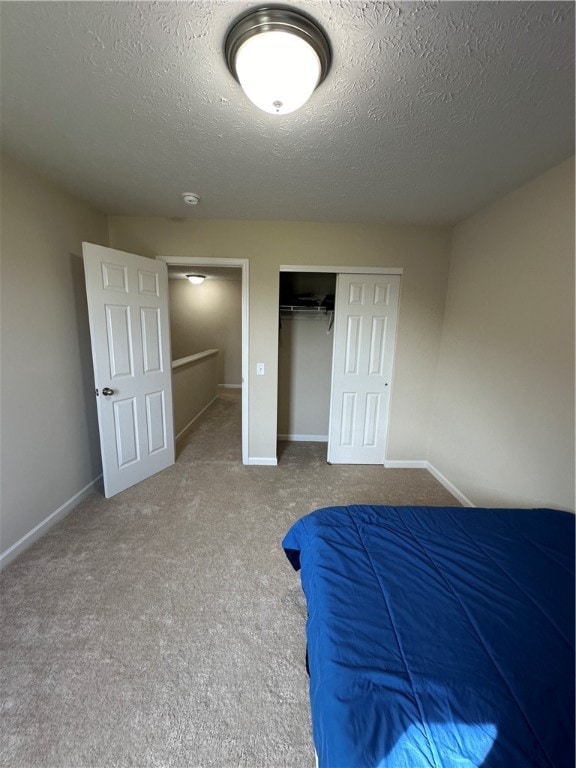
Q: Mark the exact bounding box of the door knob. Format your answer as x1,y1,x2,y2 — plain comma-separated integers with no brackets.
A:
102,387,114,396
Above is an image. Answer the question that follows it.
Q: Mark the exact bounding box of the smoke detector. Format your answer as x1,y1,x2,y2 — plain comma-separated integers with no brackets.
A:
181,192,200,206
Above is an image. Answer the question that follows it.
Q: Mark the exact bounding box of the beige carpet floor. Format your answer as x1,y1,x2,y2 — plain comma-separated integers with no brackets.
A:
0,391,458,768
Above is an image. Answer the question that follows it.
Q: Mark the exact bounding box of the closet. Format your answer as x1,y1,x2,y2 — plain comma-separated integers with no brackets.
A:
278,269,401,463
277,272,336,442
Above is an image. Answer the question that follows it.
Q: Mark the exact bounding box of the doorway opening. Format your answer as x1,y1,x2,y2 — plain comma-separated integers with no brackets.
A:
159,257,249,465
278,271,336,450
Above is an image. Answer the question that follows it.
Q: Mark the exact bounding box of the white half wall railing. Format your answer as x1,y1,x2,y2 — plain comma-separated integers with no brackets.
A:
172,349,219,441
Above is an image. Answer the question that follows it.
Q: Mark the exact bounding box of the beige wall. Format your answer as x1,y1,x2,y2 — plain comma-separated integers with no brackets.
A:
108,218,453,462
278,315,334,439
0,153,109,559
169,277,242,386
429,157,575,511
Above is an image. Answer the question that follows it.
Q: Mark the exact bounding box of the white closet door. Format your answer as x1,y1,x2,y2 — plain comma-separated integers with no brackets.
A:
327,274,400,464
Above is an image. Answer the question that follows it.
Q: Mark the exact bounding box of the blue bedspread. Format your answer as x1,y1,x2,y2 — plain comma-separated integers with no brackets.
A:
282,505,575,768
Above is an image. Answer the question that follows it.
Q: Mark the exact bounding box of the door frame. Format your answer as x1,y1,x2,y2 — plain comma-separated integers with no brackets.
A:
158,256,249,465
278,265,403,463
279,266,403,275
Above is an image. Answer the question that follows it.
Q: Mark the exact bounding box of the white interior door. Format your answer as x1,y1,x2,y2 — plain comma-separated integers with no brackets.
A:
83,243,175,497
328,274,400,464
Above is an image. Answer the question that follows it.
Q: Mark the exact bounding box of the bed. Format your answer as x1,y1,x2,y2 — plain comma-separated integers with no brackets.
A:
282,505,574,768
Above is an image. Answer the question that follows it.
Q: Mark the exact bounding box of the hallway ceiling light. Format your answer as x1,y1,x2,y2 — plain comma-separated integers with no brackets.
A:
186,274,206,285
224,6,331,115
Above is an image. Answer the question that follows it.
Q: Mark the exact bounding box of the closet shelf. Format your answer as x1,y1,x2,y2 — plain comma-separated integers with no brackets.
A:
280,305,330,314
279,305,334,332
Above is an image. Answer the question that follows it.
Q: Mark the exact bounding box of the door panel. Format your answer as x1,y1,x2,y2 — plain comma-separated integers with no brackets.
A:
106,305,134,377
363,392,381,446
349,281,364,304
113,398,139,467
340,392,357,446
345,316,361,373
141,307,162,373
328,274,400,464
138,269,159,296
369,316,387,375
83,243,175,497
102,262,129,292
145,391,167,453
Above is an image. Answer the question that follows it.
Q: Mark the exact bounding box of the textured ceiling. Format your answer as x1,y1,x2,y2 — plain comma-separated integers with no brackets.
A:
1,1,574,224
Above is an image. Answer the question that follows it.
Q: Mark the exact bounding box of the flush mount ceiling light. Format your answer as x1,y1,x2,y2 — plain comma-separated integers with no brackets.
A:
186,274,206,285
225,6,331,115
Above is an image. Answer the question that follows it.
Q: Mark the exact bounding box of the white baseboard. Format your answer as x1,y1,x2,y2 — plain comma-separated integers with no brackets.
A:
175,395,219,442
278,434,328,442
383,458,475,506
0,475,103,570
426,463,475,507
246,457,278,466
218,384,242,390
384,459,428,469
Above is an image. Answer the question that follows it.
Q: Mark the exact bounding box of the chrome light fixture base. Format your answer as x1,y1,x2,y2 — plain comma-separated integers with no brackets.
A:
224,6,331,114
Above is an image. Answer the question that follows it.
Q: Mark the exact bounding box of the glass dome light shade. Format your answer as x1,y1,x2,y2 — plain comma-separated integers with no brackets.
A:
186,274,205,285
234,30,321,115
225,7,331,116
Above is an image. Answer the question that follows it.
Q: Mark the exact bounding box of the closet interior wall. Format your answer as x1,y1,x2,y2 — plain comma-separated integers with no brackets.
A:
277,272,337,442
